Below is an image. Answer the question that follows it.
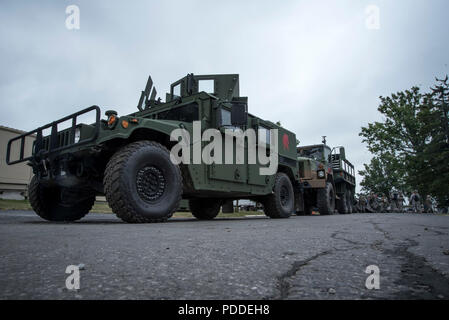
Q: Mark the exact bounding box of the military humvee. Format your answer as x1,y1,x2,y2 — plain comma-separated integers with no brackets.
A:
297,142,356,214
6,74,300,223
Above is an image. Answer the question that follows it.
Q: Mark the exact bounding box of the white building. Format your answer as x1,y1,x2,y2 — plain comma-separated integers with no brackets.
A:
0,125,35,200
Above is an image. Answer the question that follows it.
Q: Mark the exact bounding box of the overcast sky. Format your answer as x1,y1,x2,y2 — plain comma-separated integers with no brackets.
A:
1,0,448,191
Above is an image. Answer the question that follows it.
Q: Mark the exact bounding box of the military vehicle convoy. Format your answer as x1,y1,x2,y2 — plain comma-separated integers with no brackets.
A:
6,73,355,223
7,74,300,222
296,139,356,215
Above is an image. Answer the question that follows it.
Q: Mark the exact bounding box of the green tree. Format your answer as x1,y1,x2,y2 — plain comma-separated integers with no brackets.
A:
359,76,449,206
359,86,426,196
417,77,449,206
358,154,407,197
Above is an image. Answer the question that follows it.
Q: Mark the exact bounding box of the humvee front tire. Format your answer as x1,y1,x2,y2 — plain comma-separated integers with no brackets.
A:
28,175,95,221
104,141,182,223
263,172,294,219
317,182,336,215
189,198,222,220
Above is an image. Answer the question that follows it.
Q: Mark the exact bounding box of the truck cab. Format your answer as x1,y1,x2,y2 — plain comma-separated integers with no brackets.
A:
296,143,356,215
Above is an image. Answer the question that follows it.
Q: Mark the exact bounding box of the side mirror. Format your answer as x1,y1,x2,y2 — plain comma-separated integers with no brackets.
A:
231,103,247,126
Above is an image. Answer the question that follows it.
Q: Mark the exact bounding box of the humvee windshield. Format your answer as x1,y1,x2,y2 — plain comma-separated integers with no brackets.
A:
220,108,231,126
156,103,199,122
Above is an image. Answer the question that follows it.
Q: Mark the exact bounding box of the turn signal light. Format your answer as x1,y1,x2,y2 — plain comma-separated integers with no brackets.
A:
121,120,129,129
107,114,116,126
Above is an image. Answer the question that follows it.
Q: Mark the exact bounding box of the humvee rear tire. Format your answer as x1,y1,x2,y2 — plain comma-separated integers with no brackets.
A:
317,182,336,215
28,175,95,221
263,172,294,219
189,198,222,220
104,141,182,223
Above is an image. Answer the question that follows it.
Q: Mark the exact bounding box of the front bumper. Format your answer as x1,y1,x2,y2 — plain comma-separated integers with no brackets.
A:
6,105,101,165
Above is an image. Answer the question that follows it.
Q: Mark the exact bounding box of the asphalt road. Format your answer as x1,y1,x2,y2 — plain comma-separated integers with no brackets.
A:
1,210,448,300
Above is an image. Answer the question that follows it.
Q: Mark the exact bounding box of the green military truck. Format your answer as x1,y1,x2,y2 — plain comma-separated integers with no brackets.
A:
296,141,356,215
6,73,301,223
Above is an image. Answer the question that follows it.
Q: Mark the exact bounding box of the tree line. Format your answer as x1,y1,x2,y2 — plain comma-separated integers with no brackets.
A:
359,76,449,208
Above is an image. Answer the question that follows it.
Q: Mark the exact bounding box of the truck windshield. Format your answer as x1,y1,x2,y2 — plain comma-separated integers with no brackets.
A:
298,147,323,161
157,103,199,122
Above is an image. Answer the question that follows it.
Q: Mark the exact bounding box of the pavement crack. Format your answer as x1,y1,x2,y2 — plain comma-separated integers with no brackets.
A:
331,231,366,246
388,238,449,299
331,230,384,252
370,239,384,251
414,224,449,231
272,250,332,299
422,227,448,237
369,221,393,240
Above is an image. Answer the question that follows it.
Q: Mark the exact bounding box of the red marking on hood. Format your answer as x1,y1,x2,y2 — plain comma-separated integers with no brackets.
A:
282,134,289,150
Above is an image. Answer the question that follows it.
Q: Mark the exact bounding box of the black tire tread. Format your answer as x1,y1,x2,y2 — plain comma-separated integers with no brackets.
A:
337,195,348,214
347,190,353,214
104,140,182,223
189,198,221,220
28,175,94,221
317,182,335,215
263,172,293,219
28,175,48,220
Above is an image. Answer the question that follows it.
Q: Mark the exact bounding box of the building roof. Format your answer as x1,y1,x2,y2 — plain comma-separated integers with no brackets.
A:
0,125,36,137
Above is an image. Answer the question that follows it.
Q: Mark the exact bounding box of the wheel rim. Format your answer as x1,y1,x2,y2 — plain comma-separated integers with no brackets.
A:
280,185,290,207
136,166,166,203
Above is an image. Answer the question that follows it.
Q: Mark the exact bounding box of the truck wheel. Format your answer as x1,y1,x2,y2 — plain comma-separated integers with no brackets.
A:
317,182,336,215
346,191,353,214
189,198,222,220
104,141,182,223
337,193,349,214
337,190,352,214
28,175,95,221
263,172,294,219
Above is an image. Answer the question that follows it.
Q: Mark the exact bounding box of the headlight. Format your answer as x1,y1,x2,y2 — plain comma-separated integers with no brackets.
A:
74,128,81,143
317,170,325,178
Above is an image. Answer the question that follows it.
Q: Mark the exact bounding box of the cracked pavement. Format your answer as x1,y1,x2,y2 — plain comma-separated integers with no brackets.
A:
0,211,448,299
